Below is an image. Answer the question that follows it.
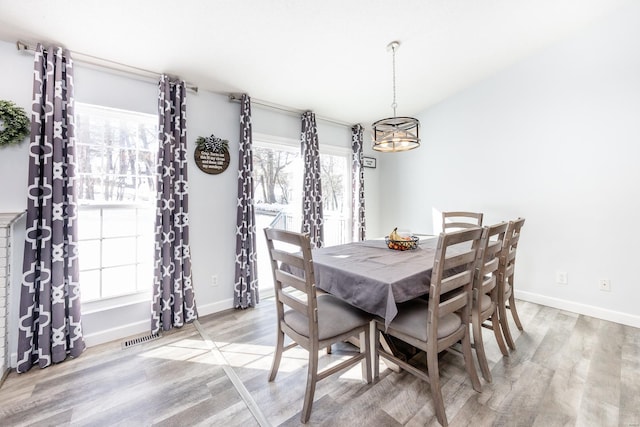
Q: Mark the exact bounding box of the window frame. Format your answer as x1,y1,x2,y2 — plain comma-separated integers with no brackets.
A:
252,132,353,238
75,102,158,309
252,132,353,297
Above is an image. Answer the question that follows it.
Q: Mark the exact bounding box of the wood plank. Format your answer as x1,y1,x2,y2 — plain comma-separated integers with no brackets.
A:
620,324,640,426
576,319,623,427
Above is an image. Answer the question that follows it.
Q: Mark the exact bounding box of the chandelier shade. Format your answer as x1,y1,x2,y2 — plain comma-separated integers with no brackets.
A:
371,116,420,152
372,41,420,153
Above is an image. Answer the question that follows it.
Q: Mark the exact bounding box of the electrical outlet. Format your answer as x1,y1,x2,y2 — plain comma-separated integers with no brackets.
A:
599,279,611,292
556,271,568,285
211,275,218,287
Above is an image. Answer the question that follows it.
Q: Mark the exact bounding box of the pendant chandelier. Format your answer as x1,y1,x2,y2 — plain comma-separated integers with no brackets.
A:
372,41,420,152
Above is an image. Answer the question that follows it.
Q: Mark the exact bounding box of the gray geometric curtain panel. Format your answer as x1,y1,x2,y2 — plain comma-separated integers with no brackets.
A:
151,75,198,334
300,111,324,248
351,124,366,242
17,44,85,373
234,94,259,309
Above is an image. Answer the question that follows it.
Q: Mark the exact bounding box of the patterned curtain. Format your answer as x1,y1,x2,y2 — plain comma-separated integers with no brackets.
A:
234,94,258,309
17,44,84,373
301,112,324,248
151,75,198,334
351,124,366,241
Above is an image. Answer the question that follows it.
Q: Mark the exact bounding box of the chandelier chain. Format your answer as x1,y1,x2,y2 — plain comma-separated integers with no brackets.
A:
391,43,397,116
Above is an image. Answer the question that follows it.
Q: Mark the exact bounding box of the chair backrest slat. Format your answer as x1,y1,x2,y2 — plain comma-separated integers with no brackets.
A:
278,290,309,315
274,269,308,294
442,250,477,271
438,292,467,317
442,211,483,232
441,270,473,295
271,249,306,271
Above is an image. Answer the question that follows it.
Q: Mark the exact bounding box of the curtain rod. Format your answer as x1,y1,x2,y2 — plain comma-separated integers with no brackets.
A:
16,40,199,93
228,93,355,129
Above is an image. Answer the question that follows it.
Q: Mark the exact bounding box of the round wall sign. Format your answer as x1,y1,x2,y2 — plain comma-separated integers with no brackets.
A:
195,147,230,175
194,134,230,175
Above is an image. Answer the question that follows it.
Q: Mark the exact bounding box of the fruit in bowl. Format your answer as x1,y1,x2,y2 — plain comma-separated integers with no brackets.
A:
385,227,419,251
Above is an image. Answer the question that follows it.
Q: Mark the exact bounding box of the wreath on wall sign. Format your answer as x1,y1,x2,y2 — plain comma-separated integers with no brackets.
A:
0,100,30,147
195,134,229,153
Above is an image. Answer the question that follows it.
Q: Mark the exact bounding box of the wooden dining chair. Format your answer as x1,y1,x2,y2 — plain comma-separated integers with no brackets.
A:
470,222,510,383
441,211,483,232
373,228,483,427
264,228,372,423
497,217,526,350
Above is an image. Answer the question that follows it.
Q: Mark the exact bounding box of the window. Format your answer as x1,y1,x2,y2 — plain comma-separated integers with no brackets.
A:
318,148,350,246
75,103,157,302
253,134,352,296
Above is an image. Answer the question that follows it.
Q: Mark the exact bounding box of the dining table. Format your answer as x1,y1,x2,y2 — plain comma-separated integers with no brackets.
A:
311,235,441,328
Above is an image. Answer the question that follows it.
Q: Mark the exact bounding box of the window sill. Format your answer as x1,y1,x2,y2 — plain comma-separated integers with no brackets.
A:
82,292,151,315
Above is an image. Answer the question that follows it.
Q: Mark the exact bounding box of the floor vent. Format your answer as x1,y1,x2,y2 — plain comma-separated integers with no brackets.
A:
122,333,161,349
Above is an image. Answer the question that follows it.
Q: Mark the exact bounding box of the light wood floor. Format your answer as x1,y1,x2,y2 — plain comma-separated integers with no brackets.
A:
1,298,639,426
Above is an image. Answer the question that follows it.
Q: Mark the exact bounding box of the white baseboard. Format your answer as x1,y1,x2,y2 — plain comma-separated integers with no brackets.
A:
196,298,235,317
83,320,150,348
82,297,236,348
516,290,640,329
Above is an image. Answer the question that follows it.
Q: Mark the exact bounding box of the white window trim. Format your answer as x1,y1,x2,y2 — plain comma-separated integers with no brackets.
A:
253,132,352,157
75,102,157,311
81,291,151,315
252,132,353,225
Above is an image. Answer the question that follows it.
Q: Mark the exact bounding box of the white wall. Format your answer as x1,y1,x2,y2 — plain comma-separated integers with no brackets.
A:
379,3,640,327
0,38,373,363
0,42,32,212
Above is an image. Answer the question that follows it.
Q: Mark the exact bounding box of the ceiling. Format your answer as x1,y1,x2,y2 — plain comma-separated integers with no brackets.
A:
0,0,630,125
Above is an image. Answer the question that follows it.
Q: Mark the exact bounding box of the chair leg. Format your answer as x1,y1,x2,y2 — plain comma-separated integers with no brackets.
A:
508,291,524,331
427,349,448,427
461,331,482,392
472,313,491,383
269,329,285,382
300,349,319,423
499,298,517,351
490,313,509,356
362,327,372,384
373,327,381,379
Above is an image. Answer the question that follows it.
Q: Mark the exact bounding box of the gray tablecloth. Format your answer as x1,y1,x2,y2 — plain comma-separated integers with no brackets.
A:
312,237,440,327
